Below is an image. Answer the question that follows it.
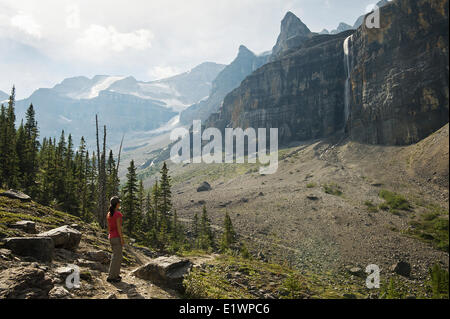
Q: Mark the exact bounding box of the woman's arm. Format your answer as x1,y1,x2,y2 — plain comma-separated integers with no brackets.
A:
116,216,124,246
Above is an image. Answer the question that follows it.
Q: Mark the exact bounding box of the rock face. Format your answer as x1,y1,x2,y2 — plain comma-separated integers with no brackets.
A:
197,181,212,192
0,189,31,201
131,256,192,292
180,45,268,124
347,0,449,145
9,220,36,234
83,250,111,264
271,11,313,60
0,266,54,299
3,237,54,262
208,31,352,144
37,225,82,251
206,0,449,146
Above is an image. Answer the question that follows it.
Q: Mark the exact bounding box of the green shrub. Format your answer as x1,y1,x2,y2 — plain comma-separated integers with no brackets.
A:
280,273,308,299
380,278,407,299
379,190,410,211
323,183,343,196
429,264,449,299
364,200,378,213
306,183,316,189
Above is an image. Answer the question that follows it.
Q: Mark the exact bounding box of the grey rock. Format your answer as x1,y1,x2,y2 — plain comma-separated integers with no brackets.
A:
391,261,411,277
131,256,192,292
48,286,71,299
0,189,31,201
3,237,54,262
197,181,212,192
38,225,82,251
0,266,53,299
84,250,111,264
9,220,36,234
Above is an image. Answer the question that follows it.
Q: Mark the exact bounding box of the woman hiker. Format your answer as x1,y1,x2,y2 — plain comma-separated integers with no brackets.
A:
106,196,124,283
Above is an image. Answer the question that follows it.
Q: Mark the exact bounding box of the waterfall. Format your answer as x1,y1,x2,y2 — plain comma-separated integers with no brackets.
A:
343,35,353,124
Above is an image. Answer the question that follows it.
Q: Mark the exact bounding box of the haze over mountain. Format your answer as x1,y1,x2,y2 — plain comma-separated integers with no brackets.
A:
15,62,225,146
180,45,269,124
0,90,8,101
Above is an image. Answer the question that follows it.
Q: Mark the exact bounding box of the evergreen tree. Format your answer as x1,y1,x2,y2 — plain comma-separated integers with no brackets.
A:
123,160,139,236
220,211,236,252
199,205,214,250
159,162,172,215
0,87,19,188
23,104,40,196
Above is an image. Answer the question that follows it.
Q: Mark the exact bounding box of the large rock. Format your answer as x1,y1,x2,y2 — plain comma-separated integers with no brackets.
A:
38,225,82,251
197,181,212,192
48,286,71,299
83,250,111,264
131,256,192,292
3,237,54,262
9,220,37,234
348,0,449,145
391,261,411,277
0,266,54,299
0,189,31,201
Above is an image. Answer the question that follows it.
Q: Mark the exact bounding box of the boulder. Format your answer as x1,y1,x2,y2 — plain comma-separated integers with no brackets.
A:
38,225,82,251
347,266,364,277
197,181,212,192
131,256,192,292
0,189,31,201
48,286,71,299
9,220,36,234
83,250,111,264
391,261,411,277
0,266,54,299
3,237,54,262
76,259,107,272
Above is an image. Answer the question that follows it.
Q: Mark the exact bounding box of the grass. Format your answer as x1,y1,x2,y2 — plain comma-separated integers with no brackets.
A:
322,183,343,196
406,212,449,252
379,190,410,211
364,200,378,213
306,182,317,189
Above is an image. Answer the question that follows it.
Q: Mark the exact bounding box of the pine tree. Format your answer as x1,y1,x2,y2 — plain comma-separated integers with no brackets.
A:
1,87,19,188
192,212,199,248
220,211,236,252
123,160,139,236
159,162,172,215
199,205,214,250
23,104,40,196
151,180,160,229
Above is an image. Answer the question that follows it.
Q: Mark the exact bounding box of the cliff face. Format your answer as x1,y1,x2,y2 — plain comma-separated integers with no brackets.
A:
180,45,268,124
347,0,449,144
209,32,352,144
270,11,314,61
207,0,449,146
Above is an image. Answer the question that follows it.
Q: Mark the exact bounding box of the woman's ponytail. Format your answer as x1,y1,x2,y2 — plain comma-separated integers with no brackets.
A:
109,205,115,217
108,196,121,217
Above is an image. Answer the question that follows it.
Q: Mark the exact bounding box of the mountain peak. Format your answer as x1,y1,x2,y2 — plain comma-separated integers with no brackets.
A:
237,45,255,57
280,11,311,36
271,11,312,59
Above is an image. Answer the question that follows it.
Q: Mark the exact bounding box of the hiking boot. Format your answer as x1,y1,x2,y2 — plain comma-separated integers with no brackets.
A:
107,277,121,283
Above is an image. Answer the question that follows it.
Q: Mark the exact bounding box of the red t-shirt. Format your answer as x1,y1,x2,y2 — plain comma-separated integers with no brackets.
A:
107,211,123,239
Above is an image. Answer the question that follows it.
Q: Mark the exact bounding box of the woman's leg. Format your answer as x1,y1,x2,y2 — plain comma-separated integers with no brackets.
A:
108,237,123,279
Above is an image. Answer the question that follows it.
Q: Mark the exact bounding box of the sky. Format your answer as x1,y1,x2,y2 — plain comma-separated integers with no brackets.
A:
0,0,382,99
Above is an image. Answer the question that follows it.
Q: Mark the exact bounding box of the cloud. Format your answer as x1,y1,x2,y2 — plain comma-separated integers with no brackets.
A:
148,66,181,80
76,24,153,54
10,12,41,38
66,4,80,29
